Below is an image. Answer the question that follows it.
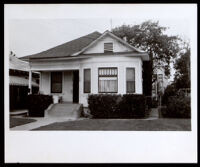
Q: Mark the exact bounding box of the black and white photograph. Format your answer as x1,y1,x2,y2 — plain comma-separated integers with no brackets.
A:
4,4,197,163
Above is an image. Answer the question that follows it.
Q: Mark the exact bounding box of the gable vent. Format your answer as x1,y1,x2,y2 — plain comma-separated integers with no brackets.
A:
104,43,113,53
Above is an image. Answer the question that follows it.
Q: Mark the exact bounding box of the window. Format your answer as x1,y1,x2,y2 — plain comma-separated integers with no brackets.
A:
98,68,117,93
104,43,113,53
51,72,62,93
84,69,91,93
126,68,135,93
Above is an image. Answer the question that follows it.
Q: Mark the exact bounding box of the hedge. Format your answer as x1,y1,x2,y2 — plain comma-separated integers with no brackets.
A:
88,94,121,118
119,94,147,118
27,94,53,117
88,94,147,118
161,96,191,118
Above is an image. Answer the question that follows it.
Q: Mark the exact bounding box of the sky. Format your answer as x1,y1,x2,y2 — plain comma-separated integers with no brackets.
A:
5,4,196,80
8,18,190,58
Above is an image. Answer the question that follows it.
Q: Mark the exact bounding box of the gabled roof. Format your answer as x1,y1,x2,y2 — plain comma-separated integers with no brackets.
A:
20,30,149,61
21,31,102,60
73,30,145,56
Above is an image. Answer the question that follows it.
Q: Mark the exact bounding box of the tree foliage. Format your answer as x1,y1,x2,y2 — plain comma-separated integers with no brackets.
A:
173,46,190,89
112,20,181,76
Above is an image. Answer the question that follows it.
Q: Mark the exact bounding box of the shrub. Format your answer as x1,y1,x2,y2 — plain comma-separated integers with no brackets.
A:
88,94,122,118
119,94,146,118
162,84,177,105
27,94,53,117
163,96,191,118
88,94,147,118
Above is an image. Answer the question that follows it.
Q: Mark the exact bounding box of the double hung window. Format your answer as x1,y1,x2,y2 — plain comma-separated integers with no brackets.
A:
98,68,118,93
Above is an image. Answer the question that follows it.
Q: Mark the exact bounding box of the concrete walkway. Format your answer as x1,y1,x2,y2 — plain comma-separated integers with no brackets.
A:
10,103,83,131
146,108,159,120
10,117,77,131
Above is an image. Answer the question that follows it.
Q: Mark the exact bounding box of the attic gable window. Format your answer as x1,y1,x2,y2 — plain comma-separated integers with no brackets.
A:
104,43,113,53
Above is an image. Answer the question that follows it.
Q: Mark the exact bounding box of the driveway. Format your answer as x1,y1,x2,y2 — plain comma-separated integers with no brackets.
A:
32,118,191,131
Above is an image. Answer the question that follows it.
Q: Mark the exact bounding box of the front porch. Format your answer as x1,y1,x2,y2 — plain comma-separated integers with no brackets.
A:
28,69,80,103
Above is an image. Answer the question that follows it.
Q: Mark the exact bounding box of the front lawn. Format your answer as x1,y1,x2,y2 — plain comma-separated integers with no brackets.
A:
33,118,191,131
10,117,37,128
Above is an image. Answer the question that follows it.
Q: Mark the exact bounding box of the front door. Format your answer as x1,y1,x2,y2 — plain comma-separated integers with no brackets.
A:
73,71,79,103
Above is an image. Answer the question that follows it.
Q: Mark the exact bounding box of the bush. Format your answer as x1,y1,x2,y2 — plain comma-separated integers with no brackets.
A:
88,94,147,118
88,94,122,118
27,94,53,117
162,84,177,105
119,94,146,118
163,96,191,118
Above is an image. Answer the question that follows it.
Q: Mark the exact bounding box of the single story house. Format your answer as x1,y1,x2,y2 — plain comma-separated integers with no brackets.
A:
20,30,149,107
9,53,39,110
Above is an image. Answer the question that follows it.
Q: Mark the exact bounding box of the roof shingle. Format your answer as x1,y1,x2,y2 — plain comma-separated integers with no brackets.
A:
21,31,102,59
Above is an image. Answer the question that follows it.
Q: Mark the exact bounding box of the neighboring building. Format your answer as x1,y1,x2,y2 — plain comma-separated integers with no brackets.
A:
152,65,168,99
20,30,149,107
9,54,39,110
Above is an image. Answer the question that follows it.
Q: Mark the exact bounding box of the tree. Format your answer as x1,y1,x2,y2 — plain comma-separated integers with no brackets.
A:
162,83,177,105
112,20,181,95
173,46,190,89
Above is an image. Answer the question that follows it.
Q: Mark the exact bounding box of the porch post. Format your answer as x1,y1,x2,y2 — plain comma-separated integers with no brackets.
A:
28,70,32,94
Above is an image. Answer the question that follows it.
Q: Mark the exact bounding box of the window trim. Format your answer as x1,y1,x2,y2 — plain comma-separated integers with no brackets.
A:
83,68,91,93
98,67,118,93
126,67,135,93
104,42,113,53
51,71,63,93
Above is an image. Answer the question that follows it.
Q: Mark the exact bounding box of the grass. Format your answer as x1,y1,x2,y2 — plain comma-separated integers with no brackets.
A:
10,117,37,128
33,118,191,131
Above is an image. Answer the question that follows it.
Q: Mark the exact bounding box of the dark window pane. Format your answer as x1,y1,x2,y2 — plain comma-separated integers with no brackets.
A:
126,68,135,93
51,72,62,93
84,69,91,93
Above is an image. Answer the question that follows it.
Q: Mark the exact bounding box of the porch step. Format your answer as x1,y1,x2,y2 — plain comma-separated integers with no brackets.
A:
46,103,83,118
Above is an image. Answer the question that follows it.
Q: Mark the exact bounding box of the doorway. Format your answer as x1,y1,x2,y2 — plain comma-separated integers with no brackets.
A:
73,70,79,103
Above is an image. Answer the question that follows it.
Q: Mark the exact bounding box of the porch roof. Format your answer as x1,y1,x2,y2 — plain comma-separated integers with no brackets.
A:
10,76,39,87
